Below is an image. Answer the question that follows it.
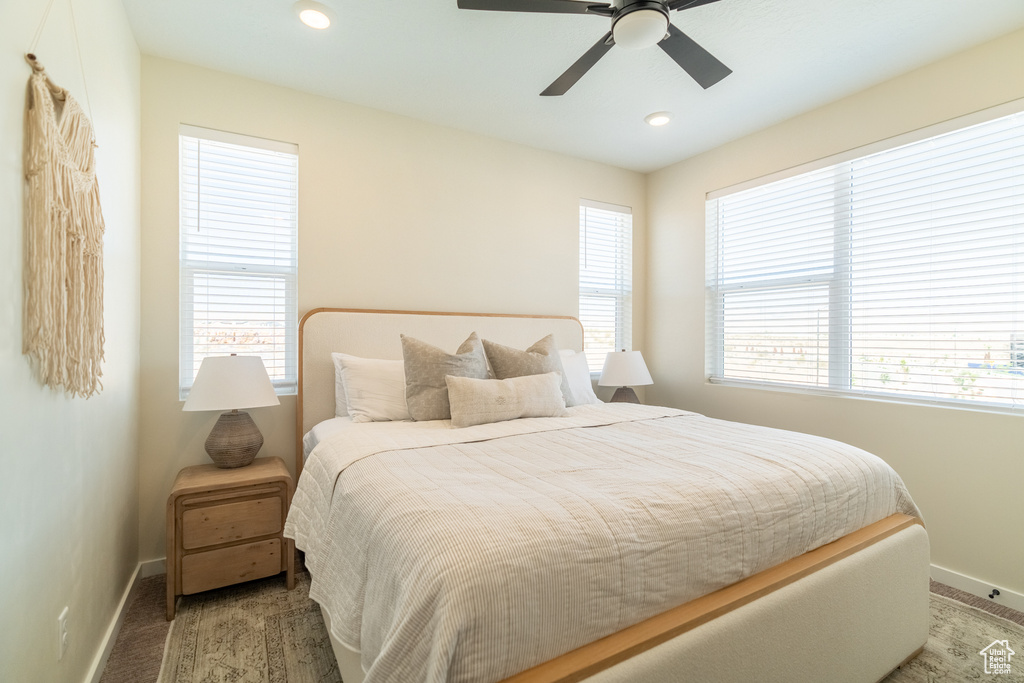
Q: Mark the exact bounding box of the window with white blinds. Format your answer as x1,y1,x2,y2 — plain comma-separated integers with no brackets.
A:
707,109,1024,411
179,125,298,399
580,200,632,373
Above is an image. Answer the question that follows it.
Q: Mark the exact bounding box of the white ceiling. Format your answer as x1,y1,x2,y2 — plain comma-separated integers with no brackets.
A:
122,0,1024,173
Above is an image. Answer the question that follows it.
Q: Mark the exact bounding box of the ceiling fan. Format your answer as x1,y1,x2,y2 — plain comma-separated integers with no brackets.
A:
456,0,732,96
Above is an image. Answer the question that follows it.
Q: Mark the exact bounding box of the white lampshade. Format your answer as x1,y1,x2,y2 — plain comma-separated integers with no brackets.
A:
599,350,653,387
182,355,280,412
612,9,669,50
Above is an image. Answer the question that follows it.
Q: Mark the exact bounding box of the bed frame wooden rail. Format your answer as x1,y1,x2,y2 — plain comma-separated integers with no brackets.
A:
499,514,924,683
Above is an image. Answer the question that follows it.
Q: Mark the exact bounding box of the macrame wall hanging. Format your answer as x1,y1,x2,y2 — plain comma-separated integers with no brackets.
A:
23,0,106,398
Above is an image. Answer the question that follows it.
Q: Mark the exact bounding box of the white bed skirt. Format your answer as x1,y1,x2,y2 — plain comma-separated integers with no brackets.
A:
320,523,929,683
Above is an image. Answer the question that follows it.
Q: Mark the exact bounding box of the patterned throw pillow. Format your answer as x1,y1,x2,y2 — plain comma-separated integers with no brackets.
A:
401,332,489,421
482,334,575,406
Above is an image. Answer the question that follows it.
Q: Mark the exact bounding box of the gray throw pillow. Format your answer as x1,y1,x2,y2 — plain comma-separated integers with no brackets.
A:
401,332,489,421
482,334,575,406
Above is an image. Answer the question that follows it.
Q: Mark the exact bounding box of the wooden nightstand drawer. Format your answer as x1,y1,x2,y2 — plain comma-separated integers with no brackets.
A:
181,538,282,595
181,498,282,549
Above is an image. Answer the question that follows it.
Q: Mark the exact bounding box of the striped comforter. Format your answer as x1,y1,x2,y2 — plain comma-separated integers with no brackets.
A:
285,403,919,683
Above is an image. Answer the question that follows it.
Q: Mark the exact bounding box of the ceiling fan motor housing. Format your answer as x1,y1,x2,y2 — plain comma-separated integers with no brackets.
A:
611,1,670,50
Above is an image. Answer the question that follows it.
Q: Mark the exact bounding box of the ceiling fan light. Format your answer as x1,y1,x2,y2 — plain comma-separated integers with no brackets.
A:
294,0,332,29
612,9,669,50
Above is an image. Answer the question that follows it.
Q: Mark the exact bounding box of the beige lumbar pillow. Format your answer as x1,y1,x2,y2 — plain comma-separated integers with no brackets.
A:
446,372,568,428
482,334,574,406
401,332,489,421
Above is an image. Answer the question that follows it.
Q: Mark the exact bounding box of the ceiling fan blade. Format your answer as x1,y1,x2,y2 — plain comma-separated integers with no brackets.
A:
667,0,723,11
457,0,610,15
658,23,731,89
540,31,614,96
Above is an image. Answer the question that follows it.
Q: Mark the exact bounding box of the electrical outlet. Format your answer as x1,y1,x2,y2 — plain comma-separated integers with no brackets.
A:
57,606,69,661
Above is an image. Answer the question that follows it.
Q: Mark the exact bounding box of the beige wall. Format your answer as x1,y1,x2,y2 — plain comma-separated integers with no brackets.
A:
646,29,1024,594
0,0,140,681
138,56,646,561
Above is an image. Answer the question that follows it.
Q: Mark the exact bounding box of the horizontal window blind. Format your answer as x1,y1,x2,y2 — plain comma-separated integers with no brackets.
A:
580,199,632,373
180,126,298,398
707,109,1024,410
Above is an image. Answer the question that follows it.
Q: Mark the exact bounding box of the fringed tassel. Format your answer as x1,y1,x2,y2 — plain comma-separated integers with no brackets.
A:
23,69,105,398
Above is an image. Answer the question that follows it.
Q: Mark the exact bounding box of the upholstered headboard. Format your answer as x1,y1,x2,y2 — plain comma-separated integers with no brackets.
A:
296,308,584,475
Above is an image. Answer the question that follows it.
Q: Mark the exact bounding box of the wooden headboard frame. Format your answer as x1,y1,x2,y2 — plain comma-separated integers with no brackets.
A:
296,308,584,477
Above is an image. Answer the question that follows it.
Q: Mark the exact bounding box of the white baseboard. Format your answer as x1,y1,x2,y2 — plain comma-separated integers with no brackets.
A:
140,557,167,578
931,564,1024,613
85,563,144,683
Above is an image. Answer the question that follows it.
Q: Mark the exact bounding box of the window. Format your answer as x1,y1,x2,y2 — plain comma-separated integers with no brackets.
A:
179,125,298,399
579,200,632,373
707,109,1024,410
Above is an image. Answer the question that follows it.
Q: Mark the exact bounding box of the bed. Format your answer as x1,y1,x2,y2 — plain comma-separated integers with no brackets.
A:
285,308,930,683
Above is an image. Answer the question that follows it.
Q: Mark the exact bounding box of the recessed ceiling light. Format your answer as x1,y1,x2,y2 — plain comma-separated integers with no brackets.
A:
294,0,332,29
645,111,672,127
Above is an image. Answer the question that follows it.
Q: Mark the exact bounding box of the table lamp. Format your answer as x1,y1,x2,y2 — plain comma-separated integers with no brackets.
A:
182,354,280,468
599,350,653,404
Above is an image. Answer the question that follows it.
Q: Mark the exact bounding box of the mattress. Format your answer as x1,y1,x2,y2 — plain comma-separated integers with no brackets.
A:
285,403,920,683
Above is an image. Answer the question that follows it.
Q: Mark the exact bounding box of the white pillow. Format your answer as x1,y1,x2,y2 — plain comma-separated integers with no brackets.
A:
558,349,602,405
331,353,412,423
332,353,349,417
445,372,568,428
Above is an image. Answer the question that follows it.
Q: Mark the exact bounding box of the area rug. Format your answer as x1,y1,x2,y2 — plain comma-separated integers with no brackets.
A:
158,572,340,683
159,575,1024,682
883,593,1024,682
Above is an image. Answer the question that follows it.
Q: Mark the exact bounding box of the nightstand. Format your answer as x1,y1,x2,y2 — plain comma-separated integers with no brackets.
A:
166,456,295,620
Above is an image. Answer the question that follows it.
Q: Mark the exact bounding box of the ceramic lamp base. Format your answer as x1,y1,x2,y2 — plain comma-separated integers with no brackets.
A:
610,387,640,404
205,410,263,468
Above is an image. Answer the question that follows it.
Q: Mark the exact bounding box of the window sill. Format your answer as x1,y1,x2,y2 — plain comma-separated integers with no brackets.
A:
705,377,1024,418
